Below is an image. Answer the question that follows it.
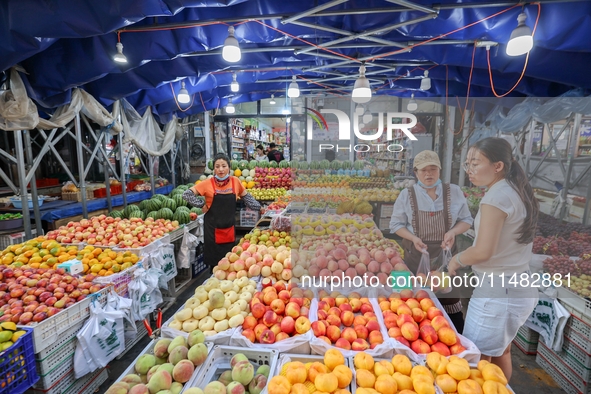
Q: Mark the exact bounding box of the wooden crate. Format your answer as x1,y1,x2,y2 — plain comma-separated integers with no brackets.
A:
61,189,95,202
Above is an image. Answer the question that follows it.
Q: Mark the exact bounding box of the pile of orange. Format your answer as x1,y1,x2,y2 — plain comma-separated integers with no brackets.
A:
1,238,78,269
77,245,140,276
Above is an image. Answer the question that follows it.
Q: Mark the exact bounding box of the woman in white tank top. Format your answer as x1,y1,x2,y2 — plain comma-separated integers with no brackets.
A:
447,138,540,382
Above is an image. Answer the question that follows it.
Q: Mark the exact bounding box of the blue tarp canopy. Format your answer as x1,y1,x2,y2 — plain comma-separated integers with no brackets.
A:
2,0,590,121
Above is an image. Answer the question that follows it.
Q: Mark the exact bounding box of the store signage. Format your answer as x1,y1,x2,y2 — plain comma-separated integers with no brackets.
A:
307,109,418,141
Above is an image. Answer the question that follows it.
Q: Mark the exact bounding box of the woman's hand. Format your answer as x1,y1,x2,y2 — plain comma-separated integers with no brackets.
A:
441,230,456,249
202,205,209,214
447,255,460,276
412,236,428,253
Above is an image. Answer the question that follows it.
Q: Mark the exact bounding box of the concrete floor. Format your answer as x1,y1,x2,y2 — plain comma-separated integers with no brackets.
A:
95,273,564,394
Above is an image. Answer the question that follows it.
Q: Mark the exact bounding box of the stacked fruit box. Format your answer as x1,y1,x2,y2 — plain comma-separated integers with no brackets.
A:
512,325,539,355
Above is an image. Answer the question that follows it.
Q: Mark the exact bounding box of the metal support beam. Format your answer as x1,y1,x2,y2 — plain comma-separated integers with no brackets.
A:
14,131,31,239
38,127,78,186
118,128,128,208
309,67,398,84
560,113,582,220
442,108,455,184
0,167,17,194
295,13,437,55
458,110,471,187
584,174,591,226
75,113,88,218
24,128,58,187
528,117,573,181
81,115,120,180
103,134,112,212
385,0,437,14
287,20,406,48
148,155,156,197
24,130,43,236
281,0,349,24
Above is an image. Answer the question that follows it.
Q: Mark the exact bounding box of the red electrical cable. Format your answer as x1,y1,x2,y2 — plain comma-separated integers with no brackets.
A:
487,3,541,98
170,82,195,112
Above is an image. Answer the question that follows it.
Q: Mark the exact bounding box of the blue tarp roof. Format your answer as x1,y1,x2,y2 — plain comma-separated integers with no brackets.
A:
2,0,590,121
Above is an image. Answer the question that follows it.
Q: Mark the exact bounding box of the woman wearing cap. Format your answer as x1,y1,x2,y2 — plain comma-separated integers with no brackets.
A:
389,150,473,332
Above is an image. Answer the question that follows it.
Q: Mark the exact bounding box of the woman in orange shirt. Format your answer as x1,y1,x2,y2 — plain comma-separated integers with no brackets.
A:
182,154,262,271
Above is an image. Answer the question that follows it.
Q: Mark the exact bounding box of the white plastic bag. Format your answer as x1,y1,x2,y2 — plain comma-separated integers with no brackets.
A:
525,293,569,352
177,227,200,269
128,267,163,321
74,299,126,378
150,243,177,285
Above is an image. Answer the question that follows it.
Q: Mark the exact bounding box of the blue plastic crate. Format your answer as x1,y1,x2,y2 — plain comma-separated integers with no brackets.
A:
0,327,39,394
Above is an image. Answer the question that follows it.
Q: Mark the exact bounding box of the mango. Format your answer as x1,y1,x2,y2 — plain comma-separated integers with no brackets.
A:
154,339,172,359
0,322,16,331
481,364,508,385
11,330,26,343
168,336,187,354
188,343,209,367
0,331,12,343
170,382,183,394
135,354,157,375
147,370,172,394
129,384,150,394
172,360,195,383
168,346,189,365
204,381,227,394
187,330,205,347
232,360,255,386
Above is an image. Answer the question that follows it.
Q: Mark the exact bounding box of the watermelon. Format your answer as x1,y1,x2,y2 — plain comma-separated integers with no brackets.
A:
138,200,148,211
190,207,203,215
239,160,249,170
173,210,190,225
147,211,159,220
174,194,188,208
248,160,257,170
279,160,289,168
153,194,168,202
231,160,239,170
129,211,145,220
176,206,190,213
207,160,214,170
162,198,177,211
123,205,141,218
147,198,162,211
158,208,174,220
269,161,278,168
109,210,123,218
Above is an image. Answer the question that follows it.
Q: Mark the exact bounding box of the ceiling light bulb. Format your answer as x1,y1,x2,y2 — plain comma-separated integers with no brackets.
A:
407,93,418,111
113,42,128,64
222,26,241,63
269,94,276,105
226,98,235,114
506,12,534,56
286,117,291,123
287,76,300,98
352,65,371,103
178,82,190,104
230,73,239,92
420,70,431,91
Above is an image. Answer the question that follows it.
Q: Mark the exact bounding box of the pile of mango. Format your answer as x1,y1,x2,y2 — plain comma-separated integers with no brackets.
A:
1,238,78,269
76,245,140,276
0,322,26,351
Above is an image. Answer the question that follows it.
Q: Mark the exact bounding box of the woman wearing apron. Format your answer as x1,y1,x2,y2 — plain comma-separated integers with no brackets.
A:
389,150,473,333
182,154,262,271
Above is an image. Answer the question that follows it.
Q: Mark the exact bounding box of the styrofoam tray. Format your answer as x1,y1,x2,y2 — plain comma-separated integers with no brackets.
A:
183,345,278,394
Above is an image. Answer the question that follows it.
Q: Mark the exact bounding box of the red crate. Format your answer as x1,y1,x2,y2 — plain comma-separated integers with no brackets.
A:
93,184,123,198
126,180,144,192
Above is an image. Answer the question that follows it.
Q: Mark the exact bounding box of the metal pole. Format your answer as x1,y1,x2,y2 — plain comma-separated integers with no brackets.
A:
560,113,582,220
442,108,455,184
149,155,156,197
525,119,535,175
171,144,176,187
103,133,112,212
24,130,43,236
583,174,591,226
458,110,471,187
14,131,32,239
118,130,127,208
204,112,211,162
3,131,13,181
281,0,349,24
75,114,88,218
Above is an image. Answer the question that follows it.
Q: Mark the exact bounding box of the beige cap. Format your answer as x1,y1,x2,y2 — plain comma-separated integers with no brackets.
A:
414,150,441,170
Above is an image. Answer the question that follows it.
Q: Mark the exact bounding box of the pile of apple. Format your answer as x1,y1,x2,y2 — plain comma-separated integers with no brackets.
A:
213,242,292,282
0,267,105,325
380,290,466,356
312,290,384,351
197,354,270,394
291,239,408,286
167,278,256,337
243,229,291,248
105,330,209,394
268,349,352,394
241,281,313,344
45,215,180,248
253,167,292,189
426,352,510,394
292,214,378,237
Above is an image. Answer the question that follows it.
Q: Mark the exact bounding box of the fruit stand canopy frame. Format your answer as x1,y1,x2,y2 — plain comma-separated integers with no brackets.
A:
0,0,591,122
